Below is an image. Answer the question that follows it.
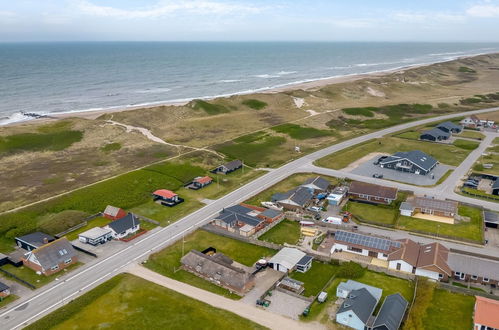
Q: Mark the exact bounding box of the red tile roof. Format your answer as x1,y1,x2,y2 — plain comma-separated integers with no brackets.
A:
195,176,213,184
153,189,177,199
475,296,499,328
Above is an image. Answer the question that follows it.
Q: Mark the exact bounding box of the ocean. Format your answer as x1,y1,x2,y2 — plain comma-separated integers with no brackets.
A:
1,41,499,125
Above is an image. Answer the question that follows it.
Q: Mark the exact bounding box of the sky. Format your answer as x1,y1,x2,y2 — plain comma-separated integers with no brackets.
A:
1,0,499,42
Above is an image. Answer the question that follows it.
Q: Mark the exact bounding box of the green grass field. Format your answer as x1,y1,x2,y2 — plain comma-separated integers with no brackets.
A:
242,99,267,110
290,261,339,297
0,294,19,309
397,205,484,243
65,217,111,241
422,289,475,330
459,130,485,140
191,99,230,115
258,220,301,245
316,136,474,169
271,123,334,140
0,263,82,289
25,274,266,330
345,201,398,226
453,139,480,150
394,130,420,140
145,230,276,299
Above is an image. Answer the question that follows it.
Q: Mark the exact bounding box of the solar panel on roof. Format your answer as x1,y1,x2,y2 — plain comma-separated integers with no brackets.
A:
335,231,398,251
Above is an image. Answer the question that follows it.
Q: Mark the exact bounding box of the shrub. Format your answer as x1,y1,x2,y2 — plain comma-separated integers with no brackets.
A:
458,66,476,73
242,99,267,110
343,107,376,117
336,261,366,279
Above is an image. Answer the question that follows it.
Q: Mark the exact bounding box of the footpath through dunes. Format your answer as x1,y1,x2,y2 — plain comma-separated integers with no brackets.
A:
127,265,324,330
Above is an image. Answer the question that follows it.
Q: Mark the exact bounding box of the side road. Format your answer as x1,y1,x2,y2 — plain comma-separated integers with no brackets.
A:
127,265,324,330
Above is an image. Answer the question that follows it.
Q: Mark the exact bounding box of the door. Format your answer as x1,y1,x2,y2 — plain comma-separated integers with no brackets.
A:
396,263,401,271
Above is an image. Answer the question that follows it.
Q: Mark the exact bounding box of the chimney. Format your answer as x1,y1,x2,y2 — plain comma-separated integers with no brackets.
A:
43,237,48,244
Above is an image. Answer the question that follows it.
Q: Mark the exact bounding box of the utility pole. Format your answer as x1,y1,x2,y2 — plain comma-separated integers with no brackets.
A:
181,233,185,257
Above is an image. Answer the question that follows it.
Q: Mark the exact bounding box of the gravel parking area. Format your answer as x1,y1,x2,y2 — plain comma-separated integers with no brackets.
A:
266,290,311,320
350,155,454,186
241,268,283,304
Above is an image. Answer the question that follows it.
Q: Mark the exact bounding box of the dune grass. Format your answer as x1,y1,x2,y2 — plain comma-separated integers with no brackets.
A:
242,99,267,110
191,99,230,115
271,123,334,140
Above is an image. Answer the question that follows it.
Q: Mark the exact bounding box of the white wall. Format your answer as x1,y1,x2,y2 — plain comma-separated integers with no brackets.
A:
331,243,369,257
336,311,365,330
415,268,440,280
388,260,413,273
377,252,388,260
400,209,412,217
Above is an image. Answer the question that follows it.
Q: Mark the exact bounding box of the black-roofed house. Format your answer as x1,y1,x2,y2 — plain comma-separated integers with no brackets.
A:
181,249,254,294
212,159,243,175
301,176,331,194
492,179,499,196
436,121,462,134
212,204,265,237
23,238,78,276
272,187,314,211
484,211,499,229
0,281,10,298
379,150,437,176
336,288,378,330
15,232,55,251
420,128,450,142
372,293,408,330
104,213,141,240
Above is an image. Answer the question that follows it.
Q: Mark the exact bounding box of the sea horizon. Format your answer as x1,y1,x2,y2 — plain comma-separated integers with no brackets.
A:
1,41,499,126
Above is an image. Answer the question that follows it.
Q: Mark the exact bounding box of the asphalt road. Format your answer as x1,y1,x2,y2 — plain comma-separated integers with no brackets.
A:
1,106,499,329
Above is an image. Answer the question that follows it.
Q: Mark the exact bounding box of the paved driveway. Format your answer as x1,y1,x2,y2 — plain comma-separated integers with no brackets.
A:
241,269,283,304
266,290,311,320
350,155,453,186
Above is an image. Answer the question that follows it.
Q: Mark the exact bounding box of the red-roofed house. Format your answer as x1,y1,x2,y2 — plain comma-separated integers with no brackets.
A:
187,176,213,190
152,189,184,207
103,205,127,220
474,296,499,330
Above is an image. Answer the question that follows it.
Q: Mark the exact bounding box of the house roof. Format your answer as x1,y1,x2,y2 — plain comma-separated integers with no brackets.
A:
16,232,54,248
194,176,213,184
217,205,263,227
470,115,480,122
260,208,282,219
181,250,252,290
337,280,383,302
337,288,378,324
297,255,313,267
380,150,438,172
0,281,9,292
30,238,77,271
475,296,499,329
447,253,499,280
334,231,402,254
302,176,330,191
388,239,420,266
223,159,243,171
274,187,314,207
493,180,499,190
412,196,458,214
417,242,452,276
372,293,408,330
437,121,462,131
78,227,112,240
269,247,307,270
349,181,398,200
153,189,178,199
421,128,451,139
103,205,125,218
484,211,499,224
399,202,414,212
107,213,140,234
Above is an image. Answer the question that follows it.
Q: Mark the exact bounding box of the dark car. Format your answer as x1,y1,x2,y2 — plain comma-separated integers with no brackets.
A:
372,173,383,178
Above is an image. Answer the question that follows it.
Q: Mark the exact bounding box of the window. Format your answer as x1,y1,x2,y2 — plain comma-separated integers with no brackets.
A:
438,273,443,279
471,275,478,280
455,272,461,276
382,254,388,258
64,258,72,264
483,278,489,283
347,246,362,253
51,265,59,271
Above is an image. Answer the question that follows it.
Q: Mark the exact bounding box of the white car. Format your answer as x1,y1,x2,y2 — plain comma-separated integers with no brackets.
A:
322,216,343,225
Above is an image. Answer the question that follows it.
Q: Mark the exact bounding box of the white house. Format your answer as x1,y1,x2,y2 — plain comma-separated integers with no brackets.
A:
387,239,420,273
336,288,378,330
331,231,402,261
105,213,140,239
268,248,311,273
336,280,382,302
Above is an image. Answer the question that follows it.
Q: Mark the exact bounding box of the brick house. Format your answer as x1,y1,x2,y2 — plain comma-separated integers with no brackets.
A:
22,238,78,276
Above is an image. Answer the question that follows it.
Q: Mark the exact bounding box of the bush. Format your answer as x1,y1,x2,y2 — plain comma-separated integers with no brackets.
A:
336,261,366,279
458,66,476,73
242,99,267,110
343,107,376,117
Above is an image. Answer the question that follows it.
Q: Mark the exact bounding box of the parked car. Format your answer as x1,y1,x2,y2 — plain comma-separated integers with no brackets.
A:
372,173,383,178
308,206,322,212
322,216,343,225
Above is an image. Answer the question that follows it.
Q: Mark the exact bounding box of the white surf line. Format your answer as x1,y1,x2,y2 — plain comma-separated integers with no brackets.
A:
7,168,294,329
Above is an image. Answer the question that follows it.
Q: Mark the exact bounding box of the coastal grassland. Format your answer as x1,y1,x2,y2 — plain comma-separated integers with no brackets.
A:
289,261,339,297
145,230,275,299
245,173,342,206
315,136,473,170
459,130,485,140
271,123,335,140
421,289,475,330
397,205,484,243
0,154,262,252
453,139,480,150
258,219,301,245
25,273,266,330
0,118,178,212
0,263,82,289
242,99,267,110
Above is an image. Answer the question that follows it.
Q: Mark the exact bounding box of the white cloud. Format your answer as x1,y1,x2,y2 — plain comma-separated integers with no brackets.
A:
466,4,499,17
393,11,465,23
76,0,263,19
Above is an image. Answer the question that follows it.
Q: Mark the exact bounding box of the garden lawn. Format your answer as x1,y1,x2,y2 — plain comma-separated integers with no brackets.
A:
394,130,420,140
258,220,301,245
397,205,484,243
290,261,339,297
345,201,398,226
315,136,473,169
0,263,82,289
145,230,276,299
453,139,480,150
245,173,340,206
0,294,19,309
422,289,475,330
459,130,485,140
25,274,266,330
